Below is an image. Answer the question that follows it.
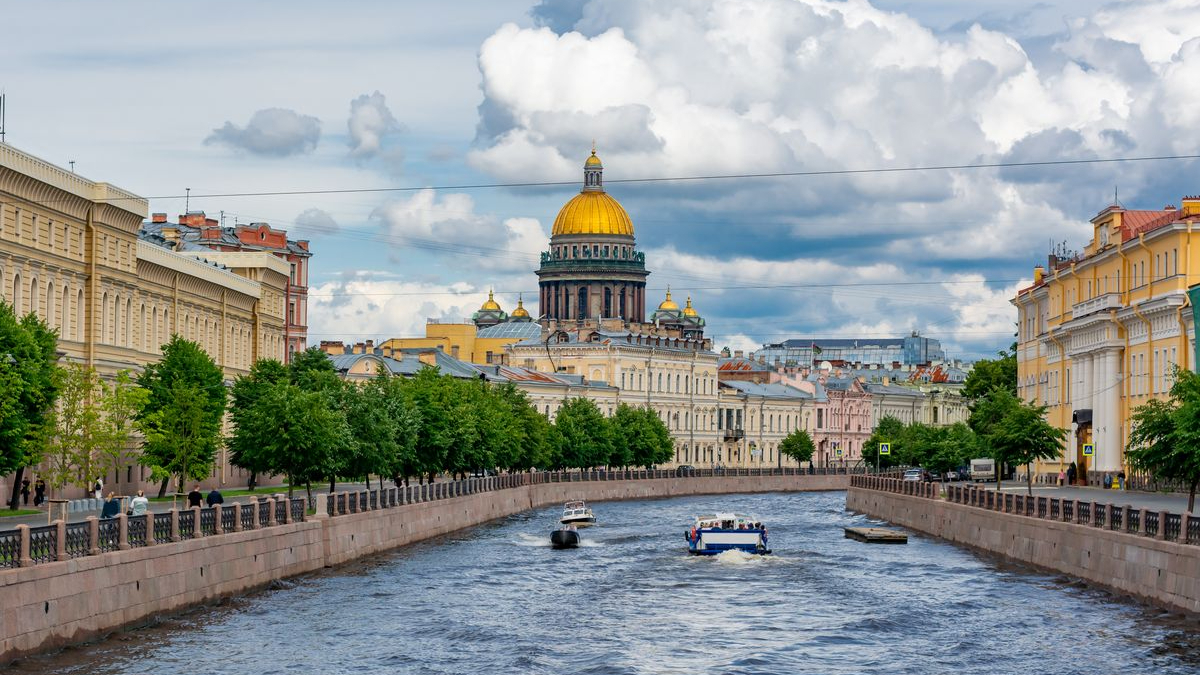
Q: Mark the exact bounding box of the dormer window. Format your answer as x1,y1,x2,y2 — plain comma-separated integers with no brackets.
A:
1099,227,1109,246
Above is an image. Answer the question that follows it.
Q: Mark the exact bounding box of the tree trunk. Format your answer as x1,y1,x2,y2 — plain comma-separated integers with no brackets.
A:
329,478,336,494
287,475,294,499
7,466,25,510
156,476,169,499
247,472,257,491
1027,463,1034,496
306,481,312,510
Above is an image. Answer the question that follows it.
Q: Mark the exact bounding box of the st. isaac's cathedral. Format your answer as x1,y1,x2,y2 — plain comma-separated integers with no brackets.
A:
475,148,708,342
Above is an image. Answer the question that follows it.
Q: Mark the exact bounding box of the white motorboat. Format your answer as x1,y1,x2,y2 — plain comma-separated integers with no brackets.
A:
685,513,770,555
560,500,596,526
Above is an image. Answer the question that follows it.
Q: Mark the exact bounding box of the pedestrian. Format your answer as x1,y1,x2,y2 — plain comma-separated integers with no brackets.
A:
100,492,121,519
206,487,224,507
19,478,30,506
1058,469,1066,487
1118,470,1126,491
129,489,150,517
187,485,203,509
33,478,46,506
1067,462,1077,486
93,476,103,500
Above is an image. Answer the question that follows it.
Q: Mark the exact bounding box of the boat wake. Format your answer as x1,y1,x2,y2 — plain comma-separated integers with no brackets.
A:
714,549,785,565
513,532,602,548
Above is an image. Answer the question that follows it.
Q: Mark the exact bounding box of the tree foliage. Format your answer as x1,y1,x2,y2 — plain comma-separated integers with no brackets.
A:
553,398,613,470
779,428,816,465
45,365,147,494
962,342,1017,400
981,393,1066,494
1127,367,1200,512
611,404,673,469
1,301,63,509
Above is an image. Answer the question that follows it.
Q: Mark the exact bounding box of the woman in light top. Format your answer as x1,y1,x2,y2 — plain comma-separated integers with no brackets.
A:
129,490,150,516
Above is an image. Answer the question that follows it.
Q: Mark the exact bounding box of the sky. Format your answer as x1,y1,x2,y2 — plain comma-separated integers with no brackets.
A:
4,0,1200,361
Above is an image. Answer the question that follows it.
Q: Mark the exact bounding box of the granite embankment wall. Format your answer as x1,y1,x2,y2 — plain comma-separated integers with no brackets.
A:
847,483,1200,614
3,472,846,661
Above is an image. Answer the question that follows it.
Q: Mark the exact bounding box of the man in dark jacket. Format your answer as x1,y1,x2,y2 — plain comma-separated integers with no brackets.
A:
187,485,203,508
206,488,224,507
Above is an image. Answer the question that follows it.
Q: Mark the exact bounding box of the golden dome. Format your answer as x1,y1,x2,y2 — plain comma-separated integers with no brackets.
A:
585,149,603,167
480,289,502,312
657,288,679,312
511,295,530,318
552,192,635,236
682,295,698,317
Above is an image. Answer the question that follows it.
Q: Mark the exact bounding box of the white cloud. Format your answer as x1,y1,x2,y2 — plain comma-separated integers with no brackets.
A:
294,207,340,234
347,91,404,158
205,108,321,157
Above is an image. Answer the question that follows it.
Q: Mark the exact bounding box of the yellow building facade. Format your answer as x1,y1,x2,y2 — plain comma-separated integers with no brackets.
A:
1013,196,1200,480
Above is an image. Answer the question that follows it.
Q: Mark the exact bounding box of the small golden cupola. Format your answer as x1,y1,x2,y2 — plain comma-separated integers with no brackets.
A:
550,146,635,237
480,289,502,312
682,295,698,317
472,289,507,328
510,294,530,319
657,287,680,311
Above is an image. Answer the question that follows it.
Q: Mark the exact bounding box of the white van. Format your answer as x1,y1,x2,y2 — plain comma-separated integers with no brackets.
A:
970,458,996,482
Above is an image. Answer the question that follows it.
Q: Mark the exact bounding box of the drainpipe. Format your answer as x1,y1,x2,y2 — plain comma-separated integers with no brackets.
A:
1136,234,1155,397
85,206,97,367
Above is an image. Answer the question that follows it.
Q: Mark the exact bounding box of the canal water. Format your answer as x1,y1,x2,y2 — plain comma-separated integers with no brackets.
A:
15,491,1200,675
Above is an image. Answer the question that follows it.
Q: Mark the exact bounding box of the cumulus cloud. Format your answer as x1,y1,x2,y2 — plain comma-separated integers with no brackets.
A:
348,91,404,157
205,108,321,156
295,207,340,234
464,0,1200,358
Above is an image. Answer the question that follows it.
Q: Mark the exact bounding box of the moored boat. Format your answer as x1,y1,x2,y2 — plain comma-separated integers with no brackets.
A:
685,513,770,555
551,525,580,549
560,500,596,526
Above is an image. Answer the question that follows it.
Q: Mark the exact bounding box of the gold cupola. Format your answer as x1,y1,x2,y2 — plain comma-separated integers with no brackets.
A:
551,147,635,237
511,294,530,318
480,289,502,312
682,295,698,317
657,287,679,312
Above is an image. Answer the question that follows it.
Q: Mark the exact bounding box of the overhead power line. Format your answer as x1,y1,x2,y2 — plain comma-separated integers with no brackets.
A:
56,153,1200,204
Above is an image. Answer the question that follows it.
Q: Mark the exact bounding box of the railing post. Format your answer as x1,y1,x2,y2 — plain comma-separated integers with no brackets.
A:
1072,500,1082,524
282,499,292,524
87,516,100,555
250,500,261,529
1158,510,1169,540
1140,508,1149,535
1185,512,1194,544
144,512,156,546
192,506,202,536
1125,505,1134,533
56,520,68,560
170,509,181,541
16,524,32,567
1104,504,1112,530
232,503,243,531
118,514,130,550
266,498,277,526
213,504,224,534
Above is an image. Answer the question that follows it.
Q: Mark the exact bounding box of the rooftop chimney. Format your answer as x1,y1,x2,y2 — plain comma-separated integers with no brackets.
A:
151,213,167,224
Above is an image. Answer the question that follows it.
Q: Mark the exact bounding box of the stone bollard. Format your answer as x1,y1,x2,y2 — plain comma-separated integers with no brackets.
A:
266,498,277,526
1073,500,1082,524
1105,504,1112,530
192,506,202,536
16,524,32,567
55,520,68,561
313,494,328,518
1185,512,1194,544
251,500,261,529
1125,505,1135,533
118,513,130,550
232,503,243,531
145,512,155,546
170,509,181,541
87,516,100,555
1140,508,1149,536
213,504,224,534
1158,510,1169,540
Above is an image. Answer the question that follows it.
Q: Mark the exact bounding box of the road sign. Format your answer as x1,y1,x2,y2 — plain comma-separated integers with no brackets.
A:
879,443,891,456
1083,443,1095,457
835,447,844,458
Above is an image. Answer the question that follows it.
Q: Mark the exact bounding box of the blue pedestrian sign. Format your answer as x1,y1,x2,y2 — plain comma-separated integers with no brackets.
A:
1083,443,1095,457
879,443,891,456
835,447,844,458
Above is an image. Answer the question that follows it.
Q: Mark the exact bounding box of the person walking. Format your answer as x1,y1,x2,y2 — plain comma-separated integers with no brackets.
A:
19,478,30,506
93,477,104,500
187,485,203,509
206,488,224,507
33,478,46,507
129,490,150,517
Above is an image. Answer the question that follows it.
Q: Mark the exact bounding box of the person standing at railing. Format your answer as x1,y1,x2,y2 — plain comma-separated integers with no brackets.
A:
129,490,149,517
206,488,224,507
187,485,203,509
100,492,121,519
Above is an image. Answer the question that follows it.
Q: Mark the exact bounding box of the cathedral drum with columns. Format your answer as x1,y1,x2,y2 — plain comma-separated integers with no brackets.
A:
537,149,649,322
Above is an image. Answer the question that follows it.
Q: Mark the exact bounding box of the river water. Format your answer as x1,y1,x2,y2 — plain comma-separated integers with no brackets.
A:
14,491,1200,675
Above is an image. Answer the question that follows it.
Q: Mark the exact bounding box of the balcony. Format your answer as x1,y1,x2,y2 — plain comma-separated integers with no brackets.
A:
1072,293,1121,318
724,428,745,441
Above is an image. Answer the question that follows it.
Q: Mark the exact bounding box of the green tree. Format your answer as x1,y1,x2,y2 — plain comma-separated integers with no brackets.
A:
985,395,1067,495
554,398,613,469
228,358,290,488
239,381,349,502
339,377,399,488
404,368,457,481
612,404,673,469
43,363,103,494
926,422,978,478
1,302,63,509
94,370,149,490
863,416,906,469
962,342,1017,400
1127,367,1200,512
779,428,816,466
376,373,420,483
137,336,226,496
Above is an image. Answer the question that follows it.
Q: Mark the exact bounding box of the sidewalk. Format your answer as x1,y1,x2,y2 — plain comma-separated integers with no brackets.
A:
980,482,1192,512
0,481,378,530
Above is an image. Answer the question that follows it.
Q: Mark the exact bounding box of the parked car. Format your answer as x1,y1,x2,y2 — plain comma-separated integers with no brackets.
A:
903,469,923,482
970,458,996,482
945,470,961,481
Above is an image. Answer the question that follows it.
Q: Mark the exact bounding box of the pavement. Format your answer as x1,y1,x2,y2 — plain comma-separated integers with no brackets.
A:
0,481,380,530
971,481,1195,513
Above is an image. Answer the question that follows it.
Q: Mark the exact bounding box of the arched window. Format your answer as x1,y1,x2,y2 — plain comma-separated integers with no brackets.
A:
12,273,22,314
61,286,69,336
139,304,146,351
113,296,122,344
45,281,54,329
124,298,132,347
76,289,83,340
29,277,38,318
100,292,108,343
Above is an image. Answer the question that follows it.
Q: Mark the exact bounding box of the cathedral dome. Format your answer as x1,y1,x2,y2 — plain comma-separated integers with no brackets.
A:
480,289,502,312
511,295,530,318
551,149,635,237
682,296,698,317
657,288,679,312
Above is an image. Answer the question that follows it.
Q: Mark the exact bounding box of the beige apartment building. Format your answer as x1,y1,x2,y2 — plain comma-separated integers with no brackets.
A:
0,142,289,501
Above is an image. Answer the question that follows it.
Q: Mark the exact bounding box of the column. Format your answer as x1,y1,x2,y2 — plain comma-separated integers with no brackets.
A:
1101,349,1120,473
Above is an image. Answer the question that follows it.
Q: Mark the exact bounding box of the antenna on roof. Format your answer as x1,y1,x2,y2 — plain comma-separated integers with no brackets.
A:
69,160,75,173
185,187,191,213
0,91,6,144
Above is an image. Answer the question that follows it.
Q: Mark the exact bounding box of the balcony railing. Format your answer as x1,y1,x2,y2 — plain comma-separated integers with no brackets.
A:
724,428,745,441
1071,293,1122,318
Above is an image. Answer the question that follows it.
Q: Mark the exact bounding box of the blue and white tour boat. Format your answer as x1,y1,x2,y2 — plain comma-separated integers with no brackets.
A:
560,501,596,526
685,513,770,555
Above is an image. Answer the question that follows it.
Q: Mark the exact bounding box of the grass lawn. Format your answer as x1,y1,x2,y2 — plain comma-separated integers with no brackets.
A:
147,486,295,503
0,508,41,518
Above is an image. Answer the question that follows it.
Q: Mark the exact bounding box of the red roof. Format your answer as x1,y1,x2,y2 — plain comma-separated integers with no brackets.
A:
1121,208,1182,241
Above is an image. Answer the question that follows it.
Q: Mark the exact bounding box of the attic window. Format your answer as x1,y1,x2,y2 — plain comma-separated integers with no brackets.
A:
261,232,266,240
1099,227,1109,246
